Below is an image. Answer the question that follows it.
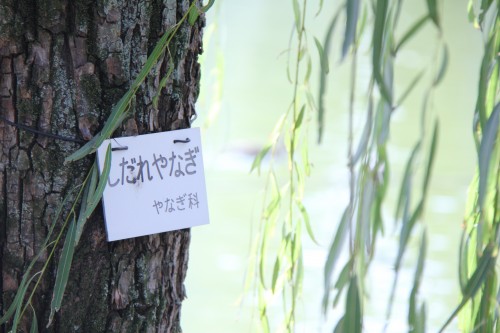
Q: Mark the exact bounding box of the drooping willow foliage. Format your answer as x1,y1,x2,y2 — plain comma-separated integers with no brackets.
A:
440,1,500,332
251,0,500,332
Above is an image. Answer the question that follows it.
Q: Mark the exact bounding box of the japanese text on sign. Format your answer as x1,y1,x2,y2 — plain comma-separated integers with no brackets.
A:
108,147,200,187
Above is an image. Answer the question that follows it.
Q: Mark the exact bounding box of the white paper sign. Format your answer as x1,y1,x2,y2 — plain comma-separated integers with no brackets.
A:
96,128,209,241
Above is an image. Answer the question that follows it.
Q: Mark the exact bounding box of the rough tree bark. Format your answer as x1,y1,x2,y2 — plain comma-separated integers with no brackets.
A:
0,0,204,331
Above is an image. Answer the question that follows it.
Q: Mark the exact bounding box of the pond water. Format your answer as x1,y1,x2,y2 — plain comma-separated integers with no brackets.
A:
182,1,481,332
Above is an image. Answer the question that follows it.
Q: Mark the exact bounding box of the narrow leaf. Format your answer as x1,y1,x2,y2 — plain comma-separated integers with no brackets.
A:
74,163,97,244
318,12,340,143
433,45,449,86
478,103,500,208
188,6,200,25
426,0,440,28
395,143,420,221
292,0,301,33
341,0,360,59
201,0,215,12
351,101,373,165
295,199,318,244
323,208,349,313
396,70,425,107
295,105,306,131
30,307,38,333
250,145,272,175
48,217,77,327
372,0,392,104
394,15,430,54
314,37,329,74
345,276,362,333
438,246,495,333
271,256,281,293
422,121,439,196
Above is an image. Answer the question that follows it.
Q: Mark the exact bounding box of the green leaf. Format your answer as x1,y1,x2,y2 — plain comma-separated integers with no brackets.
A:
86,144,112,213
314,37,329,74
396,201,424,270
345,276,362,333
74,163,97,244
433,45,449,86
271,256,281,293
318,12,340,143
292,0,301,33
438,245,496,333
341,0,360,59
332,262,351,307
323,208,349,313
372,0,392,105
188,6,200,26
30,307,38,333
153,54,174,109
294,104,306,131
396,70,425,107
250,145,272,175
478,103,500,208
316,0,324,16
8,272,41,333
333,317,345,333
426,0,440,28
48,217,77,327
201,0,215,12
351,101,373,166
422,121,439,196
394,15,430,54
295,199,318,244
395,143,420,221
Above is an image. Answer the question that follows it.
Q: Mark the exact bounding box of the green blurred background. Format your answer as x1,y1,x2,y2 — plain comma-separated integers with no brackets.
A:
182,1,480,332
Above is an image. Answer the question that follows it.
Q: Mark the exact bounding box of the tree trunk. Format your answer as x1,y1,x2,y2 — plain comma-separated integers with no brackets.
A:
0,0,204,331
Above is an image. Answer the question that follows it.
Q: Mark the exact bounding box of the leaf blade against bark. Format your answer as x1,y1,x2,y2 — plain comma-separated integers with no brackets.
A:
48,217,77,327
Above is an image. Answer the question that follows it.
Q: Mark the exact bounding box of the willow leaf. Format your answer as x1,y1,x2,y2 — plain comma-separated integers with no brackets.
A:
318,12,340,143
334,317,345,333
9,273,41,333
345,276,362,333
395,143,420,221
396,201,424,270
394,15,430,54
372,0,392,104
153,54,174,109
74,163,97,244
352,101,373,166
30,307,38,333
478,103,500,208
292,0,301,33
422,121,439,196
250,145,272,175
201,0,215,12
323,208,349,313
426,0,440,27
314,37,329,74
295,199,318,244
341,0,360,59
271,256,281,293
295,104,306,131
433,45,449,86
396,70,425,107
47,217,77,327
83,144,112,222
188,6,200,25
438,246,495,333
